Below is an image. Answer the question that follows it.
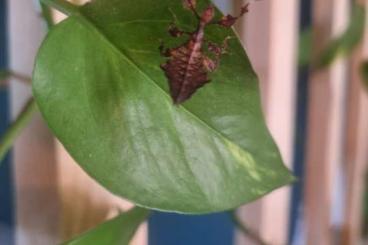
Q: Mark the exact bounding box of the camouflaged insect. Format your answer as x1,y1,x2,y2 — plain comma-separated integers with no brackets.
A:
160,0,249,104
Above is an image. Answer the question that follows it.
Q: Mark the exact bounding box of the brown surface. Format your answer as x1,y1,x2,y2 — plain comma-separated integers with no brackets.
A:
234,0,299,244
8,0,61,244
341,1,368,243
304,0,351,244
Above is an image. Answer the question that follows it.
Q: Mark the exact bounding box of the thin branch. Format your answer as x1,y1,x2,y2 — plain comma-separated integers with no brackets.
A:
40,0,79,16
0,70,31,90
0,70,11,88
8,71,31,84
0,0,52,164
0,0,54,163
0,70,31,85
0,98,37,165
228,210,271,245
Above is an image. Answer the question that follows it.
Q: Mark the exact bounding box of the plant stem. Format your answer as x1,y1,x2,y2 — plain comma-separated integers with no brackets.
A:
9,72,31,84
40,0,79,16
1,70,31,83
0,0,51,165
40,1,54,29
10,72,31,85
0,98,37,165
229,210,270,245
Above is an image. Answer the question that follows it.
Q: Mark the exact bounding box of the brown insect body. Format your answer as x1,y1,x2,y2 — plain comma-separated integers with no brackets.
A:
160,1,249,104
161,6,214,104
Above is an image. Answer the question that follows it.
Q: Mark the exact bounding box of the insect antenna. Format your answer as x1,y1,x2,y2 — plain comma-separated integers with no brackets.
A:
209,2,249,28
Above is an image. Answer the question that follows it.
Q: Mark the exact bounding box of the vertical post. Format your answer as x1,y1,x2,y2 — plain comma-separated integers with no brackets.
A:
8,1,61,244
234,0,299,244
0,0,14,244
341,0,368,244
304,0,350,244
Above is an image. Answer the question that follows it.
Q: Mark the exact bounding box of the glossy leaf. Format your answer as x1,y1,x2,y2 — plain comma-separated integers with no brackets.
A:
63,207,149,245
33,0,294,213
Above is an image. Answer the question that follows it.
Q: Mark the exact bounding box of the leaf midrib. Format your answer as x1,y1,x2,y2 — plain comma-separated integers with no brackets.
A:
72,13,254,161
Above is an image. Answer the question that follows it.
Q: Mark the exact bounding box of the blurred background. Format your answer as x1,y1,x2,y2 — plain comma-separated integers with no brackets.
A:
1,0,368,244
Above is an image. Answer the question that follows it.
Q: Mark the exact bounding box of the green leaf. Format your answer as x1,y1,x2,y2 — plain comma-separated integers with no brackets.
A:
63,207,149,245
362,61,368,89
33,0,294,213
316,4,366,69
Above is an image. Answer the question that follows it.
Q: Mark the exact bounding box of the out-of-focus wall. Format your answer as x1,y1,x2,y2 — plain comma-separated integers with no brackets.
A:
8,1,60,244
235,0,299,244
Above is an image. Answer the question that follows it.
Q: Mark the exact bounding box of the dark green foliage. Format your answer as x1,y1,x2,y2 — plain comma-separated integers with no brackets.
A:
63,207,149,245
33,0,293,214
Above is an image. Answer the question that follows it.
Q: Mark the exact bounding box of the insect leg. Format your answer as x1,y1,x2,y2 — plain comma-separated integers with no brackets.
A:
203,56,218,72
203,37,233,72
168,23,192,38
209,3,249,27
206,37,231,57
159,41,172,57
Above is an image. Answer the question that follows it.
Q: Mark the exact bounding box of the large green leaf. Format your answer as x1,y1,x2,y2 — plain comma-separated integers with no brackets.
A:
63,207,149,245
33,0,294,213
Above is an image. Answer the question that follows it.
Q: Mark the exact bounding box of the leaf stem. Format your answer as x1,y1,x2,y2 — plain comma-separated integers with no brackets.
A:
229,210,270,245
40,0,79,16
0,70,31,88
8,71,31,84
0,98,37,165
40,1,54,28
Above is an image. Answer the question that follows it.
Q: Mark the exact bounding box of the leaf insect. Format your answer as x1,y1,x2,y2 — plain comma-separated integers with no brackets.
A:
160,0,249,104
